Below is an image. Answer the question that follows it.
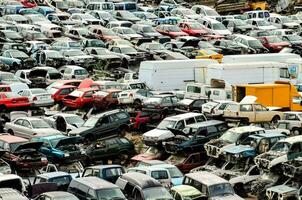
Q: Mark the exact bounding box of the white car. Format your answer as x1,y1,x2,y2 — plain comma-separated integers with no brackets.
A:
246,18,277,30
198,17,231,35
202,100,234,117
19,88,54,107
44,113,85,133
58,65,89,80
4,117,61,139
118,89,153,105
15,70,31,85
268,16,300,30
171,8,200,20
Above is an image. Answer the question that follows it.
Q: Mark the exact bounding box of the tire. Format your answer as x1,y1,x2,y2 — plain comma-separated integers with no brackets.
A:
0,105,6,112
119,151,130,165
8,129,14,135
292,128,301,136
271,115,280,124
119,126,127,137
233,183,247,197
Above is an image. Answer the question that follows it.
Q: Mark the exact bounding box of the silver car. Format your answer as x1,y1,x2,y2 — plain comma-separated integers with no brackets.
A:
20,88,54,107
4,117,61,139
44,113,85,133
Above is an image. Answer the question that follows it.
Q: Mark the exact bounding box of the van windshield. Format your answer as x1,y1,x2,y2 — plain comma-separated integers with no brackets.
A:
96,188,126,200
142,187,173,200
157,120,176,130
208,183,234,197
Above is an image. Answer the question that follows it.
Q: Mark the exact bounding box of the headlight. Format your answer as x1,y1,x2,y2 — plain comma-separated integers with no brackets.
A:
81,150,85,154
64,153,70,157
234,154,241,158
41,157,47,161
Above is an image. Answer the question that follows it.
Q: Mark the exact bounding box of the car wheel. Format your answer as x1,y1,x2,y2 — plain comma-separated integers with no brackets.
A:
271,115,280,124
8,129,14,135
119,126,127,137
292,128,301,136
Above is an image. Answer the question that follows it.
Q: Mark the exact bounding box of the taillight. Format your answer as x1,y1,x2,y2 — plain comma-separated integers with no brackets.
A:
33,97,37,101
129,93,133,97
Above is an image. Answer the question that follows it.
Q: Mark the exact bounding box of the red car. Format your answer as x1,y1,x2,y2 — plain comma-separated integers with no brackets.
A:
63,88,97,109
0,92,30,110
259,36,290,53
156,24,188,39
129,111,161,132
0,85,11,92
19,0,37,8
166,152,204,173
178,22,208,37
50,85,76,104
92,89,120,110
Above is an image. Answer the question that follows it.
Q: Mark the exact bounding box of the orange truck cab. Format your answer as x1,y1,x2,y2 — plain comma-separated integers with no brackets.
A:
233,81,302,111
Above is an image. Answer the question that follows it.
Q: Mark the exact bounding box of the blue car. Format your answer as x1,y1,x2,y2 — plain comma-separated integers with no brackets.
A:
156,163,183,186
31,135,85,164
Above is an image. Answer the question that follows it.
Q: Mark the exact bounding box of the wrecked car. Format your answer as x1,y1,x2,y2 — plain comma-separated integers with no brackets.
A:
0,134,48,172
92,89,121,111
28,67,63,88
204,126,265,159
254,135,302,173
163,120,228,154
43,113,85,133
166,152,205,173
0,49,35,71
31,135,86,165
33,171,73,191
32,50,66,68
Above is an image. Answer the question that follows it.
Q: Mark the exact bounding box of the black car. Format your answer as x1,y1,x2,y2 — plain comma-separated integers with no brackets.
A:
69,110,131,142
211,39,247,55
163,120,228,154
175,98,208,113
143,94,179,117
33,172,73,191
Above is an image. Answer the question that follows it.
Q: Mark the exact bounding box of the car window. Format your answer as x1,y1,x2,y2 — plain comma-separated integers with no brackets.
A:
83,168,93,177
116,112,128,119
162,97,172,104
84,91,93,98
22,120,31,128
15,119,24,125
185,117,196,125
195,115,206,122
240,104,253,112
175,120,185,129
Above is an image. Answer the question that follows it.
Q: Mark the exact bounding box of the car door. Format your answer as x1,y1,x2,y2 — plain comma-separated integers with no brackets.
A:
182,153,203,172
82,91,94,107
95,116,113,138
105,138,119,156
254,104,268,122
11,119,24,137
239,104,255,122
21,119,34,139
89,141,106,160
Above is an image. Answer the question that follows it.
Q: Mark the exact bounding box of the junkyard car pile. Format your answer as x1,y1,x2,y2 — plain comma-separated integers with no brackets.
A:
2,0,302,199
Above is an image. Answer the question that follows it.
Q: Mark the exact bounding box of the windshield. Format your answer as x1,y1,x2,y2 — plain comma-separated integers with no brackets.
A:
257,20,271,26
271,141,290,152
121,47,137,54
102,28,116,36
64,50,85,57
220,130,240,143
213,23,226,30
208,183,234,197
65,116,84,125
157,119,176,130
267,37,283,43
205,9,219,16
167,26,181,32
69,42,81,48
0,73,18,82
190,23,203,30
233,19,246,26
281,17,292,23
77,28,91,36
10,50,28,58
80,14,96,20
142,187,173,200
142,26,156,33
182,9,196,15
96,188,125,200
9,142,26,152
248,40,263,48
286,35,302,41
83,116,98,127
146,43,166,50
166,167,183,178
31,120,51,128
123,28,136,34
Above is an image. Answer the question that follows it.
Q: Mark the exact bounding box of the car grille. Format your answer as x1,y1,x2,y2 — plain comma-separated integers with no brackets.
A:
204,144,221,158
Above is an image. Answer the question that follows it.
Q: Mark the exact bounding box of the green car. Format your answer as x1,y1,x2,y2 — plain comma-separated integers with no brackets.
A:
85,137,135,164
171,185,203,200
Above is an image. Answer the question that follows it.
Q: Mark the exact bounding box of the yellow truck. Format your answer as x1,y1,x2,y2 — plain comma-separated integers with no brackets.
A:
232,81,302,111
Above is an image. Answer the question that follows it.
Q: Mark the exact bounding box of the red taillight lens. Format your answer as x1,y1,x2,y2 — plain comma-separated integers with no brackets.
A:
33,97,37,101
129,93,133,97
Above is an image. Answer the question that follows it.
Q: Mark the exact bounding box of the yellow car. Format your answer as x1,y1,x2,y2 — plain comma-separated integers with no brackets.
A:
195,49,223,63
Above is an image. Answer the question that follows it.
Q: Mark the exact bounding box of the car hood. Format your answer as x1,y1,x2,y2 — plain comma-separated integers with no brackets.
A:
35,128,61,135
223,145,254,155
187,14,200,20
266,185,297,194
54,137,79,148
143,128,173,138
211,194,244,200
14,142,43,153
69,126,90,134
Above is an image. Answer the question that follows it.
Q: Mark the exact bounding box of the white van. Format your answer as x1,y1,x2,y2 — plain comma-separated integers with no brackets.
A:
244,10,270,19
127,166,172,188
86,2,114,11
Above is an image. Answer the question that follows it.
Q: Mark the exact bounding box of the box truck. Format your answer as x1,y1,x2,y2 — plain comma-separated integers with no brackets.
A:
138,59,218,90
206,62,291,86
233,81,302,111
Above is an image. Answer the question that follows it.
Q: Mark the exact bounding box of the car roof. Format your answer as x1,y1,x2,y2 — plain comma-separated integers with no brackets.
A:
172,185,202,196
139,160,166,165
279,135,302,144
37,171,70,179
229,126,264,133
186,120,225,128
44,191,76,198
120,172,162,189
73,177,118,190
164,112,203,121
87,165,123,170
249,131,286,139
0,135,28,143
185,171,228,186
234,34,258,40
